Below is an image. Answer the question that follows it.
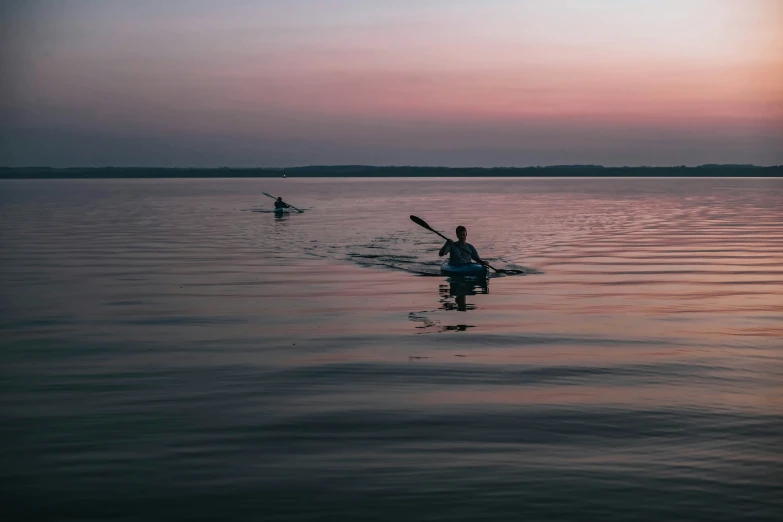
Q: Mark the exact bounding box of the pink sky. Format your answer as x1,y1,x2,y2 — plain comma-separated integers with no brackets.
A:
1,0,781,167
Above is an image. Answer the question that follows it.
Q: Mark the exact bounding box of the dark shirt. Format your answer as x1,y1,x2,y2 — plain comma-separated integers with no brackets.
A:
443,241,479,265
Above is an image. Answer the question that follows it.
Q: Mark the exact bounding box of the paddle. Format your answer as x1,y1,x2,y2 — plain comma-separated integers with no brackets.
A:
410,215,524,275
262,192,303,213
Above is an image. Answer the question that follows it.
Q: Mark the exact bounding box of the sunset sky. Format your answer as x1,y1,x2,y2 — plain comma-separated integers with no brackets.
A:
2,0,781,167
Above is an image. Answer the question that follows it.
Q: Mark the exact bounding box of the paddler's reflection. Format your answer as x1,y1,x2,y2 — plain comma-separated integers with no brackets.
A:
438,278,488,312
409,278,488,333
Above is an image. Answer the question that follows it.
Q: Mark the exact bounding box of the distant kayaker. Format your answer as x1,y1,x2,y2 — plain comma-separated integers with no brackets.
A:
439,226,487,266
274,197,290,210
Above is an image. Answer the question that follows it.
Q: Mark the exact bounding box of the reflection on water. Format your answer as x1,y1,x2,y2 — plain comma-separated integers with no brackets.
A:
409,278,491,332
440,278,489,312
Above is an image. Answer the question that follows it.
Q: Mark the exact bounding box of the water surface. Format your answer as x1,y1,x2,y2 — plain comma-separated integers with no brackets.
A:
2,177,781,521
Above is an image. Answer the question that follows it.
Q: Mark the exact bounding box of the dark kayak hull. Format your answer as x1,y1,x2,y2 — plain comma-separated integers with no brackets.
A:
441,262,488,279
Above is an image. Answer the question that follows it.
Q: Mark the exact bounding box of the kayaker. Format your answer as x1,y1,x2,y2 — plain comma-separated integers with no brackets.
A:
274,197,290,210
439,226,487,266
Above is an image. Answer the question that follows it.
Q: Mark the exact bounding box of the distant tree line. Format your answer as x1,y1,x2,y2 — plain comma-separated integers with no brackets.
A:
0,164,780,179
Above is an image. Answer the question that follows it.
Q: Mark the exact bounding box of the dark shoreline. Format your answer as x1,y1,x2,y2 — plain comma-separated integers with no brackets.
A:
1,165,781,179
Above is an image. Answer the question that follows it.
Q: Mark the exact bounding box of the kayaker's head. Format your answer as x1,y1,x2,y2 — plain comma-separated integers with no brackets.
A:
455,225,467,244
277,197,282,202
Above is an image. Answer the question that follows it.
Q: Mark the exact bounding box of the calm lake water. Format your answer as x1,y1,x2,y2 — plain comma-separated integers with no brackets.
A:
1,177,781,521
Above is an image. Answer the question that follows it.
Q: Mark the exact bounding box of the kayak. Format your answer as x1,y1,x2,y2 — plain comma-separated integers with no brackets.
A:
441,262,488,279
274,207,290,214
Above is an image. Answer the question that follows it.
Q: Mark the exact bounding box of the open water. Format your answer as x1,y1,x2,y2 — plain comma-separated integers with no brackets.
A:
1,177,781,521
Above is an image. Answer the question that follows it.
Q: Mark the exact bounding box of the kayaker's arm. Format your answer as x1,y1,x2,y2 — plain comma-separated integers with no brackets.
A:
470,246,487,266
439,239,452,257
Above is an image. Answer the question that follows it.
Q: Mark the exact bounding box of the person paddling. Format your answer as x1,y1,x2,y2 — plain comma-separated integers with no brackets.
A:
274,197,290,210
439,225,487,266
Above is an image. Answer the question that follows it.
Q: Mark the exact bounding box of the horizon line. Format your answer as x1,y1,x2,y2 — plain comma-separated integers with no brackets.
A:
2,164,780,170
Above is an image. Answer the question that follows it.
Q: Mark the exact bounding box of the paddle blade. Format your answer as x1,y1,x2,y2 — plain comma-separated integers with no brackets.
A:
262,192,276,199
410,215,432,230
497,269,526,276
